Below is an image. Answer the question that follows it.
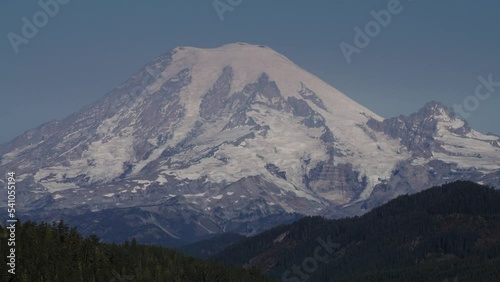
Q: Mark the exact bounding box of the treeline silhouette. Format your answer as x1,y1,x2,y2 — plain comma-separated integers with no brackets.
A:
2,181,499,281
0,220,272,282
214,181,500,281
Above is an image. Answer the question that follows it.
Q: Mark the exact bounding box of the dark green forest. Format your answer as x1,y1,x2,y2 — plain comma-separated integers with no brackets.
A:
213,181,500,281
0,220,272,282
176,233,245,260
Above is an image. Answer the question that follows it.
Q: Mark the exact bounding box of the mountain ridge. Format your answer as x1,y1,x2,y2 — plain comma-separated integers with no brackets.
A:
0,43,498,245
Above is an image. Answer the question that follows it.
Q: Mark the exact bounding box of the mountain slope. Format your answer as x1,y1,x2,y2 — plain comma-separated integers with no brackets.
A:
176,233,246,259
0,43,499,245
214,181,500,281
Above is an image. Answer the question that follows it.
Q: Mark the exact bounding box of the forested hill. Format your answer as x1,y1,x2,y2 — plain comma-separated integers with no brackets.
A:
2,181,500,281
214,181,500,282
176,232,246,259
0,221,273,282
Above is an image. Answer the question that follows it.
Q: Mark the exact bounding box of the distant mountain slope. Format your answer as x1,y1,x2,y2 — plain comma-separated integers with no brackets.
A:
214,181,500,281
176,233,246,259
0,43,498,245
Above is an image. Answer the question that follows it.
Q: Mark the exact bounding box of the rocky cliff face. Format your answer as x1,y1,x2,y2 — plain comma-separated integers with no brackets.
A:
1,43,498,245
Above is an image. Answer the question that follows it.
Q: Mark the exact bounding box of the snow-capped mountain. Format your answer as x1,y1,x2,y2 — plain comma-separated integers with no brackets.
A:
1,43,499,245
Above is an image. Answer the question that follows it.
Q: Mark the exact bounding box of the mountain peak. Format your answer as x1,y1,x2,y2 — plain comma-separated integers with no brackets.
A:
419,101,456,121
1,43,499,246
161,42,382,125
172,43,288,63
169,42,299,78
176,42,272,52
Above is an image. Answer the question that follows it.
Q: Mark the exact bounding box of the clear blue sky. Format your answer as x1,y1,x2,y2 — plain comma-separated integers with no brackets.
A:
1,0,499,144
